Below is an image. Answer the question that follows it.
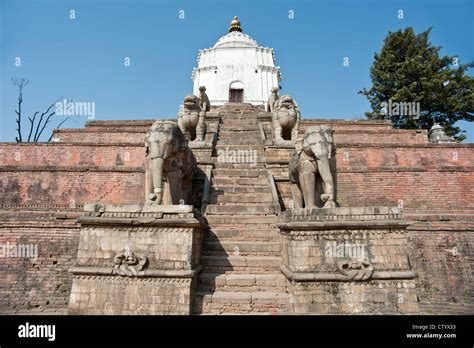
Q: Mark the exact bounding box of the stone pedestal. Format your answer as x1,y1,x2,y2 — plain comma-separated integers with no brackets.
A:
278,207,419,314
68,204,205,315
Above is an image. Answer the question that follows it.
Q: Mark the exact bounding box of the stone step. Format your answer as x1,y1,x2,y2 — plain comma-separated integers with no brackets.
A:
212,158,267,166
217,139,262,145
220,120,259,124
220,123,258,128
221,118,259,124
212,162,266,169
194,291,289,314
202,241,280,256
197,273,288,293
205,205,276,215
216,144,263,149
210,186,270,194
206,215,279,225
211,177,268,186
212,168,266,177
200,255,281,272
205,228,279,241
210,193,273,204
218,129,260,135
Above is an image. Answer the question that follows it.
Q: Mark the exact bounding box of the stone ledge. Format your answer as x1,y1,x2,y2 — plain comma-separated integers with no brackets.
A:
77,216,204,227
278,220,409,231
279,207,404,224
79,204,207,227
69,265,201,278
281,265,417,282
0,165,145,172
83,203,194,214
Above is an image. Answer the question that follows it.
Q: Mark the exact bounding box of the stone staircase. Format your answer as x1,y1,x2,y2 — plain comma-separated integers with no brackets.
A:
193,104,289,314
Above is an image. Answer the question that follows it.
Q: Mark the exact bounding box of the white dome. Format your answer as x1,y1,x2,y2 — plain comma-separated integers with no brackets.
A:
193,17,281,106
213,31,258,48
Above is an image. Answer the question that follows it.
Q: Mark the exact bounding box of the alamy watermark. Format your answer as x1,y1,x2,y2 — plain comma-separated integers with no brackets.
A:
324,241,367,261
18,322,55,341
381,99,420,119
55,98,96,119
0,242,38,262
217,147,257,167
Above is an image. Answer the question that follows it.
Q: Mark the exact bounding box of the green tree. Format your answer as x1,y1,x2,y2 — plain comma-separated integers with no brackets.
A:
360,27,473,141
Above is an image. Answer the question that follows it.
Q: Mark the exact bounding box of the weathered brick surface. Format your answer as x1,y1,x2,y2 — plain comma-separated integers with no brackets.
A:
0,171,144,205
406,218,474,315
69,276,194,315
289,280,418,314
0,217,79,314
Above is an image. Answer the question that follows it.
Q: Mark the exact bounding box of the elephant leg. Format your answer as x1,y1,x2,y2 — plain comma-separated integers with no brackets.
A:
291,119,300,142
299,172,317,208
167,176,181,204
151,158,164,205
196,115,206,142
317,157,336,208
178,117,191,141
273,118,284,144
290,183,303,209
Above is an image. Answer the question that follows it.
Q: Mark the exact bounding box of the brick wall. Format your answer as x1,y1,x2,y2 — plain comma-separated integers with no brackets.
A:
0,216,79,314
0,117,472,314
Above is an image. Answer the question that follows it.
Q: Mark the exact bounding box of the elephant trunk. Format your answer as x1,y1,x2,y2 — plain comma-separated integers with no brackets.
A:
153,157,164,205
310,143,335,207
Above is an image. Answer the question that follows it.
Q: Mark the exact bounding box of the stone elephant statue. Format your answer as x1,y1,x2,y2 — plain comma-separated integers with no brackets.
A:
271,94,301,145
177,93,207,142
145,121,196,205
288,125,336,209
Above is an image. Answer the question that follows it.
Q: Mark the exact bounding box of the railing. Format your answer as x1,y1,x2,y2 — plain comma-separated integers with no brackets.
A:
266,171,282,215
258,123,267,145
201,165,212,214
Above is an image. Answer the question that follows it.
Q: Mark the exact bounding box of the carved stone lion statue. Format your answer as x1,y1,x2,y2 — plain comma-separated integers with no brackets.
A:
177,93,206,142
271,94,301,145
145,121,196,205
289,125,336,209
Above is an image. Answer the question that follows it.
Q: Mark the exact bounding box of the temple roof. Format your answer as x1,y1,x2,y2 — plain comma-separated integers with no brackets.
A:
213,17,258,48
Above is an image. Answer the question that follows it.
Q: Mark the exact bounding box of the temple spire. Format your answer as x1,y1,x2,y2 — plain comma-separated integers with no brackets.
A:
229,16,242,33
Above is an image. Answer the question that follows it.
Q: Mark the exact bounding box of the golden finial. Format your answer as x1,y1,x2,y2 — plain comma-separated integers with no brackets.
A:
229,16,242,33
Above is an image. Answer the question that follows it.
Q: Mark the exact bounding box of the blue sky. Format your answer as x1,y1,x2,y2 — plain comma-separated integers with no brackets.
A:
1,0,472,141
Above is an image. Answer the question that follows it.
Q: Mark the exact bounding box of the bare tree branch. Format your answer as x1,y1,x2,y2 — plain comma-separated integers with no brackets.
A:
27,111,39,142
12,78,29,142
35,111,56,141
47,117,70,142
11,78,67,142
33,98,60,142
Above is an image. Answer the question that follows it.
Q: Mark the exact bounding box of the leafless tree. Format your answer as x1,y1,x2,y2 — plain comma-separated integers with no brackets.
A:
13,78,29,142
12,78,68,142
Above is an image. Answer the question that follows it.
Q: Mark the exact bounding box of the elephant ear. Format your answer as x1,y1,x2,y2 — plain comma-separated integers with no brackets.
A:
303,127,329,159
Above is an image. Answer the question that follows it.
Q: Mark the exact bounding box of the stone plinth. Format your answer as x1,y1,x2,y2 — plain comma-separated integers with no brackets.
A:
68,204,206,315
278,207,419,314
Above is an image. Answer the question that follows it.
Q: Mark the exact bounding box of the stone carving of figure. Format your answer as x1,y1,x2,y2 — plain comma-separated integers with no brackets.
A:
177,94,203,141
113,247,148,277
197,86,210,141
271,94,301,145
266,87,279,112
289,125,336,209
145,121,196,205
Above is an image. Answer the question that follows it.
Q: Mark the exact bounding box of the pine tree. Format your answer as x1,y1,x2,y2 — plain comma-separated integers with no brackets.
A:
360,27,473,141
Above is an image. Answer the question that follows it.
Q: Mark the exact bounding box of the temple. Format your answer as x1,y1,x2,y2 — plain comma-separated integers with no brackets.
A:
192,17,281,106
0,17,472,315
